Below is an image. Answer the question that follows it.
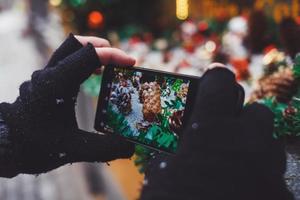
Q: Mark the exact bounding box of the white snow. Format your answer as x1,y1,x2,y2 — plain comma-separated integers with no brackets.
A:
125,86,143,136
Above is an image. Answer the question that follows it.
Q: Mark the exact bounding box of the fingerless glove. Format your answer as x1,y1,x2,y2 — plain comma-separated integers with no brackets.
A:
0,34,134,177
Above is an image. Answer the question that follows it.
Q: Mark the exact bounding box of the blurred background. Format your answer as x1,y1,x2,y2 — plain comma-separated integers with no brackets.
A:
0,0,300,199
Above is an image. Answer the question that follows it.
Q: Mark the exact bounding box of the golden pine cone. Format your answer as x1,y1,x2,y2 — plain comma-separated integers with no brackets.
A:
250,67,297,103
141,82,162,122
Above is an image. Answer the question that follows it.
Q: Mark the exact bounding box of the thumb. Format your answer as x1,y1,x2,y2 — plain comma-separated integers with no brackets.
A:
192,67,244,120
95,47,136,66
63,130,135,163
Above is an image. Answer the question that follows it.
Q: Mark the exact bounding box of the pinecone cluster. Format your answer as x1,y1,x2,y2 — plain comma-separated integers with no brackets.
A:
110,81,132,115
177,83,189,102
250,67,297,103
139,82,162,122
169,110,184,134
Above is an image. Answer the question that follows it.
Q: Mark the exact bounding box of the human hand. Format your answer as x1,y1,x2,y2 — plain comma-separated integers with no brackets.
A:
140,64,292,200
0,34,135,177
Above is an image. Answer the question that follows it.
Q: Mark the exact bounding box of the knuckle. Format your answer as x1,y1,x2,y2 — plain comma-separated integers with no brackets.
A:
31,70,42,83
19,81,32,100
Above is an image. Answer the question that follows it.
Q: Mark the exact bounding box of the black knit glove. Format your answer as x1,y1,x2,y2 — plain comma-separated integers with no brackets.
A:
140,68,293,200
0,34,134,178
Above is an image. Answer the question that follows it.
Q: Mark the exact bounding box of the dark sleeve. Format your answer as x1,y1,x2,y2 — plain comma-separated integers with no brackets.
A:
0,113,18,178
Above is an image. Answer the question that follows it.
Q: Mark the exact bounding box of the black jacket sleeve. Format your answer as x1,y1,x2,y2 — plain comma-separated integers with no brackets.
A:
0,113,18,177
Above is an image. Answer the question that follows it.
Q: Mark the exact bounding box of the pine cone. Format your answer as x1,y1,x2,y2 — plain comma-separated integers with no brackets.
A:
117,85,132,115
139,83,150,103
177,83,189,102
169,110,184,135
250,67,297,103
141,82,162,122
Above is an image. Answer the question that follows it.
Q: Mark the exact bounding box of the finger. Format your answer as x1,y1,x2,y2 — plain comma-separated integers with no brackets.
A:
46,33,83,68
191,67,242,119
74,35,111,48
95,47,136,66
34,45,136,96
31,44,100,96
63,130,135,163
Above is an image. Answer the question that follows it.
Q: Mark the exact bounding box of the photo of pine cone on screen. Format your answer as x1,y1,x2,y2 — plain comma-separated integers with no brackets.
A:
106,68,190,153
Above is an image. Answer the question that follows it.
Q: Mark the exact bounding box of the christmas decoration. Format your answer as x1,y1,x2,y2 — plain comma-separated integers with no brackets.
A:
110,81,132,115
230,58,250,81
176,83,189,103
132,72,142,88
139,83,149,103
168,110,184,134
136,121,151,133
106,104,132,138
254,53,300,138
262,47,286,75
250,67,297,103
140,82,162,122
133,97,185,172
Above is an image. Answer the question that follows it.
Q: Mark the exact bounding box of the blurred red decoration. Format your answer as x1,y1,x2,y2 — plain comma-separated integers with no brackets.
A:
230,58,250,81
263,44,277,54
88,11,104,29
183,40,195,53
192,33,204,46
129,36,142,45
198,21,208,31
296,16,300,25
179,59,190,68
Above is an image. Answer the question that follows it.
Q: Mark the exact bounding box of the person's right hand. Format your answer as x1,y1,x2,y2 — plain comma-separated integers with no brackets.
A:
140,65,293,200
0,34,135,177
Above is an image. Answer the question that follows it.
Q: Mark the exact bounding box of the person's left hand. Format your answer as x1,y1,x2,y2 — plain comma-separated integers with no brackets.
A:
0,34,136,177
140,64,292,200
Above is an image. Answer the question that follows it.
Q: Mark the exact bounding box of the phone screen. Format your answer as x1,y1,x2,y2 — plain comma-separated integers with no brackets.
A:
96,66,198,153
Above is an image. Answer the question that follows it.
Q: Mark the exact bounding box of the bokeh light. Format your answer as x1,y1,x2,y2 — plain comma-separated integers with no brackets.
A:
176,0,189,20
205,40,217,53
88,11,104,29
49,0,62,7
70,0,86,7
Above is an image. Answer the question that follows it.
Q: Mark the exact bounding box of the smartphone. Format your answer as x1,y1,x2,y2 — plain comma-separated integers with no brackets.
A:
94,66,200,154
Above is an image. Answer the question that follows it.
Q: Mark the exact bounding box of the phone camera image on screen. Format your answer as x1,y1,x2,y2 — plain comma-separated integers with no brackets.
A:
103,67,191,153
